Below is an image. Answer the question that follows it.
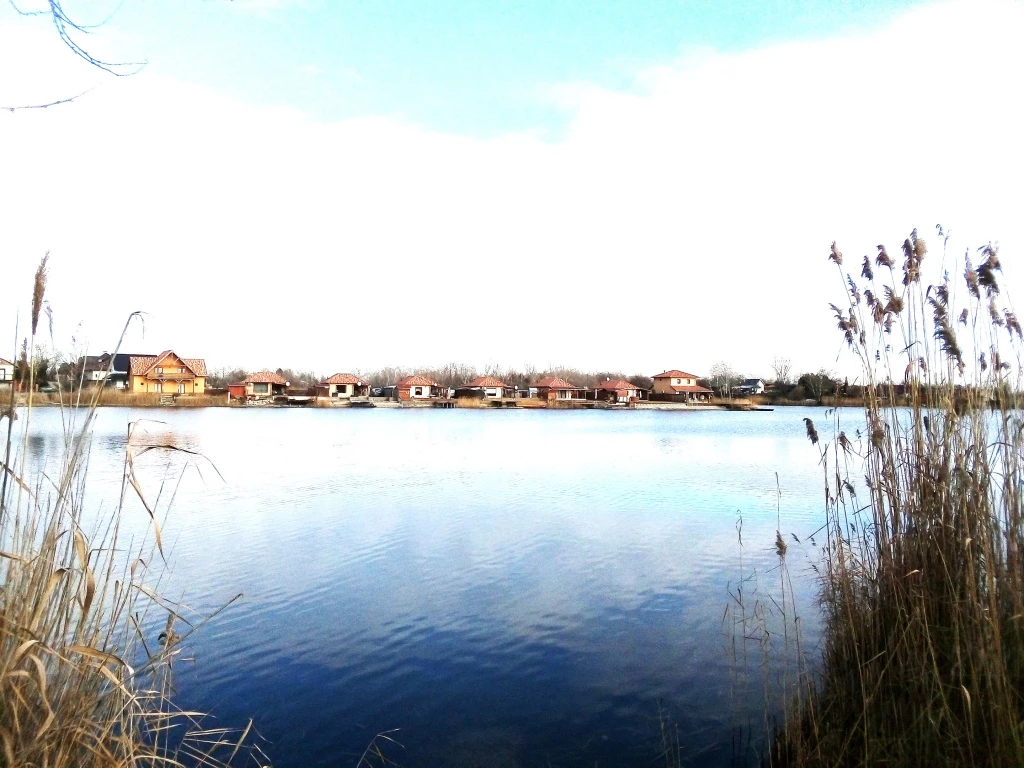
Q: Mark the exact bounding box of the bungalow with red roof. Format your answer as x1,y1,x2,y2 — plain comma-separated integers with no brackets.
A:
230,371,290,401
593,378,647,403
652,370,713,402
532,376,586,401
129,351,207,395
317,373,369,399
454,375,514,400
396,374,443,401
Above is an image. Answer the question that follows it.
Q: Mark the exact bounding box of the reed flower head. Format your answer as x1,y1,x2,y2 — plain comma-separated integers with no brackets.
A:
883,285,904,315
876,244,894,268
965,256,980,299
829,241,843,266
803,417,819,445
31,251,49,336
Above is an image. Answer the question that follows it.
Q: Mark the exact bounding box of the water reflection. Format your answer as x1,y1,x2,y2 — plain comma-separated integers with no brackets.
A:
16,406,832,767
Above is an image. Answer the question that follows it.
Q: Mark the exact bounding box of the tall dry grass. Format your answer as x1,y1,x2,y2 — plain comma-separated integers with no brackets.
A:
0,257,266,767
773,229,1024,767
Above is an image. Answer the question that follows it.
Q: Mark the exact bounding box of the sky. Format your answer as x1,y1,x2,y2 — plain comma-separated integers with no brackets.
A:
1,0,1022,379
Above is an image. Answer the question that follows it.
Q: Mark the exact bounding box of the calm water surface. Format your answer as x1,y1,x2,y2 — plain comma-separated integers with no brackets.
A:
20,406,834,767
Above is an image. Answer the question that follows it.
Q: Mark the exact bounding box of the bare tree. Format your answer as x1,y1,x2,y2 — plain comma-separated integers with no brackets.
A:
708,361,736,396
771,356,793,385
5,0,144,111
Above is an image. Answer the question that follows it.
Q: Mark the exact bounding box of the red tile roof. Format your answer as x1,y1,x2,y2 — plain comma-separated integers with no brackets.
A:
396,374,438,388
533,376,580,389
322,373,366,385
653,370,699,379
182,358,208,377
463,375,508,388
596,378,645,391
244,371,289,385
130,351,207,378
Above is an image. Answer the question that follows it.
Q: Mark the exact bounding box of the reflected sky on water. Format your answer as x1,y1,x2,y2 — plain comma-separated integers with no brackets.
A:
16,406,839,767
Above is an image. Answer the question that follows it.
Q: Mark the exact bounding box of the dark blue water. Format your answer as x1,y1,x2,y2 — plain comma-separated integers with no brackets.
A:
18,406,833,767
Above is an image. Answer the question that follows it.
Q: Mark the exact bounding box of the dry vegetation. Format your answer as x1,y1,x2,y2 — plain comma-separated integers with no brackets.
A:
0,258,265,767
758,229,1024,767
22,391,230,409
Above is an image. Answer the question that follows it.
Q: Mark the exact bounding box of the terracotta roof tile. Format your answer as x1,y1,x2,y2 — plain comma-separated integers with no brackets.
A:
130,356,157,375
396,375,438,388
244,371,289,385
129,351,207,378
653,369,699,379
182,358,208,377
463,375,508,388
322,373,366,385
595,378,645,391
533,376,580,389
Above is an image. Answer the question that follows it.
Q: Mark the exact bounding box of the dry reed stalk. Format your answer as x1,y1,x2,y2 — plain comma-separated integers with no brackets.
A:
773,227,1024,767
0,260,267,767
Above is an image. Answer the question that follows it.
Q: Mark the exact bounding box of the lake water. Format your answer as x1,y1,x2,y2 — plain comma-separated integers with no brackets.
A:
16,405,833,767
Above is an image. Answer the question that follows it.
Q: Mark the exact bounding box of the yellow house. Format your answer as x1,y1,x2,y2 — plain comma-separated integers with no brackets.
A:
129,351,207,394
652,369,713,401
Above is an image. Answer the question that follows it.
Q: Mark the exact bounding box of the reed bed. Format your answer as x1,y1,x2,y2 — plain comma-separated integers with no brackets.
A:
0,257,265,767
771,229,1024,766
51,391,230,408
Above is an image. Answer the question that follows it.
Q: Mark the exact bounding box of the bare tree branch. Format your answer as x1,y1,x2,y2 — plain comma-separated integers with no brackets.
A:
4,0,143,110
2,87,93,111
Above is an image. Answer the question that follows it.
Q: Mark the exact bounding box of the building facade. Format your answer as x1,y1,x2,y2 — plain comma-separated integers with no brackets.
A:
651,370,713,402
129,351,207,394
318,373,370,399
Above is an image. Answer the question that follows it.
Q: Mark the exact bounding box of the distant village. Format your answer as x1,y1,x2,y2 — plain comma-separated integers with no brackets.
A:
1,349,850,408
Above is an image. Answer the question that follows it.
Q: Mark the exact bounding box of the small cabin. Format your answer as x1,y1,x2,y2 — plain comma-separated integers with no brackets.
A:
593,378,647,403
395,375,443,400
532,376,586,401
317,373,370,399
454,375,514,399
232,371,290,400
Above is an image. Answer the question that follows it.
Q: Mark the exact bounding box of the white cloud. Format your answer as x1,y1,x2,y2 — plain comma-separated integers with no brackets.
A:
1,0,1022,379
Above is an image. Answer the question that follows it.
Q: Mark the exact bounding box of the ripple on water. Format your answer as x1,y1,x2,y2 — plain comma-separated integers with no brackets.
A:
19,406,831,767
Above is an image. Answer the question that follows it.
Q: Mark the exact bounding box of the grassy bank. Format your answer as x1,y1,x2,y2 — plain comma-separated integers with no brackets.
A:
1,258,262,767
772,231,1024,766
9,390,232,408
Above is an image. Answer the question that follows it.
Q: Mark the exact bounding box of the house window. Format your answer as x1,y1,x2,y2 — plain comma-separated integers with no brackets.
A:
414,387,423,396
177,383,186,394
253,383,269,394
0,370,6,381
155,382,163,393
179,367,185,373
156,367,163,374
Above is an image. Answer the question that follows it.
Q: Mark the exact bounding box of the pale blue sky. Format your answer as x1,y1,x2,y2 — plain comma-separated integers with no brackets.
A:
3,0,1021,376
7,0,929,137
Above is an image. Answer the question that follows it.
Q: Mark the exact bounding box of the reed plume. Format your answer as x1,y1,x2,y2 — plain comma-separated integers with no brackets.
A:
0,265,266,767
774,226,1024,768
31,252,49,337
